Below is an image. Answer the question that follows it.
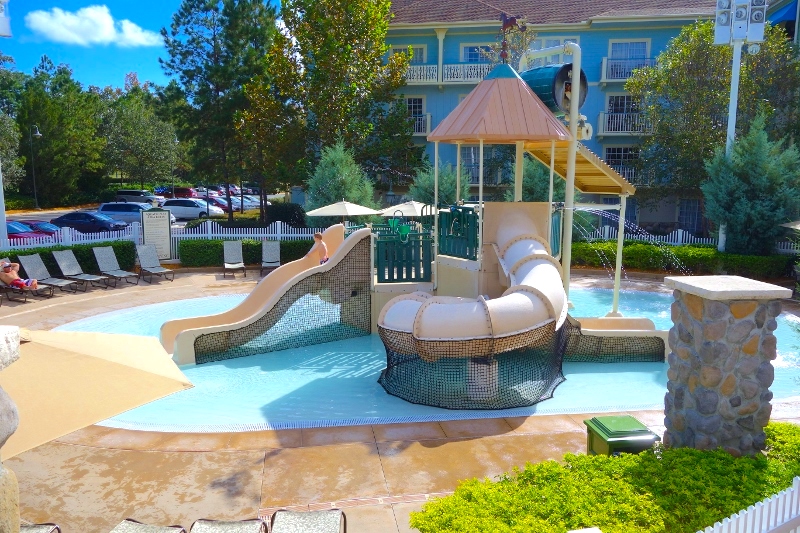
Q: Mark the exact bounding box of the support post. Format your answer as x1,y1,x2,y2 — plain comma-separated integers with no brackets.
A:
561,43,581,298
455,142,461,203
478,139,484,268
547,140,555,249
514,141,523,202
718,39,743,253
608,195,627,317
433,141,439,290
0,161,8,247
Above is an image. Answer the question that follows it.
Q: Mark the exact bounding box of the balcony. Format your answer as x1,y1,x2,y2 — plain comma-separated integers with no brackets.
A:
609,165,658,187
404,63,492,85
405,64,438,84
596,112,652,137
412,114,431,136
599,57,654,84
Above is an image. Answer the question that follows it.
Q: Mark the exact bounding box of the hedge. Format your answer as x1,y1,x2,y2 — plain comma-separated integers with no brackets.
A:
0,240,136,279
178,238,314,267
410,422,800,533
572,241,794,279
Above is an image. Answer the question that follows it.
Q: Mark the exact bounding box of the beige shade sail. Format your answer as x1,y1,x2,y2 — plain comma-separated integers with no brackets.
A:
0,330,193,459
379,201,436,217
305,200,380,217
525,140,636,196
779,220,800,230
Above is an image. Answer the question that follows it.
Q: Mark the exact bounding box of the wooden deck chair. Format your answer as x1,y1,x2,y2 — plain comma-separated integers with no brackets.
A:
93,246,139,286
17,254,77,293
20,524,61,533
109,518,185,532
0,257,55,301
136,244,175,283
52,250,109,291
270,509,346,533
189,519,266,532
223,240,246,278
260,240,280,276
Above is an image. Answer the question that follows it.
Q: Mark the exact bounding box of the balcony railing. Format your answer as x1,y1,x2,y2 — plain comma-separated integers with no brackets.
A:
609,165,660,187
597,112,652,136
600,57,654,83
412,113,431,136
405,64,438,84
442,63,492,83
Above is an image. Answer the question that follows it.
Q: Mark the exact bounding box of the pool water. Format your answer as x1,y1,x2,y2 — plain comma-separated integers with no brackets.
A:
56,288,800,432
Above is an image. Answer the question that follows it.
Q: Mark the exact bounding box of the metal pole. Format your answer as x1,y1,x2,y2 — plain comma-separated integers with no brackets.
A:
478,139,484,267
547,140,555,250
455,142,461,203
561,43,581,299
514,141,523,202
0,160,8,247
29,125,40,209
433,141,439,290
608,194,627,317
718,39,743,252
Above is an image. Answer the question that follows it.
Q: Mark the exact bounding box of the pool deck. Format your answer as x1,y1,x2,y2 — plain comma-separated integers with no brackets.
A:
2,270,798,532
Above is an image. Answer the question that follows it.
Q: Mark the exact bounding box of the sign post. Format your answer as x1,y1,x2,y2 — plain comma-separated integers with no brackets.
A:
141,209,172,260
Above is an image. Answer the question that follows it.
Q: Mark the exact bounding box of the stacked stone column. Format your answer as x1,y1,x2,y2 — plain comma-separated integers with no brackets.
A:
663,276,790,457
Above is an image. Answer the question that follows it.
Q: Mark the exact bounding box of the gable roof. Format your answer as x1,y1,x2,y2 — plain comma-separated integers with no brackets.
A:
390,0,716,25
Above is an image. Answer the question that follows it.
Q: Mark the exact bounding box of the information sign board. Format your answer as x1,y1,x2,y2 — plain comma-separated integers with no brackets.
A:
141,209,172,260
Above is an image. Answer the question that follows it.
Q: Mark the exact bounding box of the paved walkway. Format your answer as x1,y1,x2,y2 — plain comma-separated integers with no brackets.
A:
2,270,798,532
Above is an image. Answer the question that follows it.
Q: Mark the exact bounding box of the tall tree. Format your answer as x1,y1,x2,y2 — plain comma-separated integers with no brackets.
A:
161,0,277,219
503,156,566,202
408,164,471,206
701,114,800,255
0,113,23,188
626,21,800,205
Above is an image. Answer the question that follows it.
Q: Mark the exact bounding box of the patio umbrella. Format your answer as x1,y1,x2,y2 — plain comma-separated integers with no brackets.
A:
305,200,380,219
779,220,800,230
379,201,436,218
0,329,193,459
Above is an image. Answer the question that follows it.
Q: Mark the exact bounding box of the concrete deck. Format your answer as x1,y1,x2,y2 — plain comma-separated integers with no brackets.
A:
1,270,797,532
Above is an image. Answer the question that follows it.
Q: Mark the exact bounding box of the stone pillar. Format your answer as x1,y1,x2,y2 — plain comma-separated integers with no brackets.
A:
0,325,21,533
663,276,791,457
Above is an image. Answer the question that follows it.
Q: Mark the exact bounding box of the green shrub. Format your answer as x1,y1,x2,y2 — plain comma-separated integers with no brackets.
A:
4,195,35,211
178,238,313,267
410,422,800,533
266,202,307,227
0,240,135,277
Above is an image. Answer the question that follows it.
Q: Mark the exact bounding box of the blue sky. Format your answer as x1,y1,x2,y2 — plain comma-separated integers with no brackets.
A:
2,0,185,89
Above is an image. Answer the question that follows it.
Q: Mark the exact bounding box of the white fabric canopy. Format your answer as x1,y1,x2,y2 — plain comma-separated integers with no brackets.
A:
305,200,380,217
379,201,436,218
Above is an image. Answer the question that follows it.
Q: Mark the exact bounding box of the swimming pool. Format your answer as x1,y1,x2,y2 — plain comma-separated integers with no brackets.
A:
56,288,800,432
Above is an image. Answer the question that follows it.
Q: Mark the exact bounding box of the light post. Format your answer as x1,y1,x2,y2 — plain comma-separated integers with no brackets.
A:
171,137,178,198
28,125,42,209
713,0,766,251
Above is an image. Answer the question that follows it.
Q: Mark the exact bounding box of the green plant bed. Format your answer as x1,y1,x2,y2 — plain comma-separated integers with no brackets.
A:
411,422,800,533
572,241,793,280
178,238,313,267
0,240,136,277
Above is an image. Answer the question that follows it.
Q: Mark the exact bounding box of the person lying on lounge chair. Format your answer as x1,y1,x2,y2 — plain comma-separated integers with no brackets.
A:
0,261,39,289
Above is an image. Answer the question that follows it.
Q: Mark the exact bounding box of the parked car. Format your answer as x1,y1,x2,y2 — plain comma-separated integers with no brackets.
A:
116,189,165,206
50,212,128,233
162,198,224,220
6,221,45,241
206,196,232,213
97,202,177,224
242,195,269,208
162,186,198,198
18,220,61,236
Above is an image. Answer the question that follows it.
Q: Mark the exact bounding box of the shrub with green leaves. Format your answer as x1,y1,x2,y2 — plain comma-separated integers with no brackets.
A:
410,422,800,533
0,240,135,278
178,238,313,267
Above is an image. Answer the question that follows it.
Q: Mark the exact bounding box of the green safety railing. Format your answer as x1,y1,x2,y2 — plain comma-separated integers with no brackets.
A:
438,205,479,260
375,231,432,283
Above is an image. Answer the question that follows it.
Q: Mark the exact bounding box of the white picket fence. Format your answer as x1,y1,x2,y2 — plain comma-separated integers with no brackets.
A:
698,477,800,533
0,225,141,252
584,226,799,255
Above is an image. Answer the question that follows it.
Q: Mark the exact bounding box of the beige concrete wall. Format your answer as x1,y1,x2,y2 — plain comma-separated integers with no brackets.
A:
436,260,480,299
371,282,433,333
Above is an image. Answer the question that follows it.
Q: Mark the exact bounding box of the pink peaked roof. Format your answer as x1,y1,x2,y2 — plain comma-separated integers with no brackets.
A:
427,63,571,144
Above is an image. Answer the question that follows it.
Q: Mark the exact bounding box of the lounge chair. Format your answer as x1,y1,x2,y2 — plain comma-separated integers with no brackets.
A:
136,244,175,283
223,240,246,278
270,509,346,533
189,519,266,532
52,250,109,291
260,240,280,276
19,523,61,532
0,257,55,301
17,254,77,293
109,518,185,532
93,246,139,286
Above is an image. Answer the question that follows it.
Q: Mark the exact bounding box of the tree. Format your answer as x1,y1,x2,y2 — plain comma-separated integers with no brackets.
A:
481,21,538,70
626,21,800,203
503,156,565,202
408,164,471,206
305,141,378,227
161,0,278,220
701,114,800,255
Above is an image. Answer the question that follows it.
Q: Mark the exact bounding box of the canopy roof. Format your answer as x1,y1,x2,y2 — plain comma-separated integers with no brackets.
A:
428,64,570,143
526,140,636,195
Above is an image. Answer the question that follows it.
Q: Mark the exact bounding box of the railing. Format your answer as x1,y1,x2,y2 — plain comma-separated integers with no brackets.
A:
375,232,432,283
412,113,431,135
600,57,654,82
597,112,652,135
698,477,800,533
442,63,492,83
405,64,438,84
438,205,480,260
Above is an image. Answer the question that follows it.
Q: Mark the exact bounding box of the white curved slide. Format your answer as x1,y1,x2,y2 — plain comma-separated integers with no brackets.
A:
161,225,370,364
378,212,567,360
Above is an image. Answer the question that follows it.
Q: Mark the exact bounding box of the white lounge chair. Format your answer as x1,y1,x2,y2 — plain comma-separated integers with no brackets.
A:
270,509,346,533
93,246,139,286
260,240,280,276
17,254,78,293
223,240,246,278
52,249,109,291
136,244,175,283
189,519,266,532
19,523,61,532
109,518,185,532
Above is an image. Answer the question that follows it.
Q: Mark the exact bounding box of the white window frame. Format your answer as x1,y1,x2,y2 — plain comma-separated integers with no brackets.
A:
606,92,639,114
392,44,427,64
526,36,580,68
461,42,492,63
607,39,651,59
402,95,426,117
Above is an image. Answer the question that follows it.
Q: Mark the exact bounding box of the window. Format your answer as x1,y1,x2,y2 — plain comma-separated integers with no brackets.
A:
462,44,491,63
601,196,638,226
524,37,579,68
460,145,509,185
607,40,651,79
405,97,423,116
392,46,426,64
607,95,639,114
678,199,703,233
604,147,639,181
610,41,648,59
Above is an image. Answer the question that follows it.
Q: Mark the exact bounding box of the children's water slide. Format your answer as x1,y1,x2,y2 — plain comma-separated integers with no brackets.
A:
161,225,373,365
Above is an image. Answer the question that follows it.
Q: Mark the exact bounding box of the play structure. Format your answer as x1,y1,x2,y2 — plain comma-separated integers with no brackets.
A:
160,50,668,409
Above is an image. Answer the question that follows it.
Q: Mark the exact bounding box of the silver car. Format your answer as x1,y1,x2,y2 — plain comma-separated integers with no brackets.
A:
97,202,176,224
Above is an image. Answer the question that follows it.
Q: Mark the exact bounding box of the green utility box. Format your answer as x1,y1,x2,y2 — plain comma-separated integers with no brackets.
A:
584,415,660,456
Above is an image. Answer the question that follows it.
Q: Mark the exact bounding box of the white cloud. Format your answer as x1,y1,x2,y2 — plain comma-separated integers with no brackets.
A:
25,5,161,47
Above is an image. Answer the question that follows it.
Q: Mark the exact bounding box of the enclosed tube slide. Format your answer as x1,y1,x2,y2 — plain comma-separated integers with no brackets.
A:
378,212,567,360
